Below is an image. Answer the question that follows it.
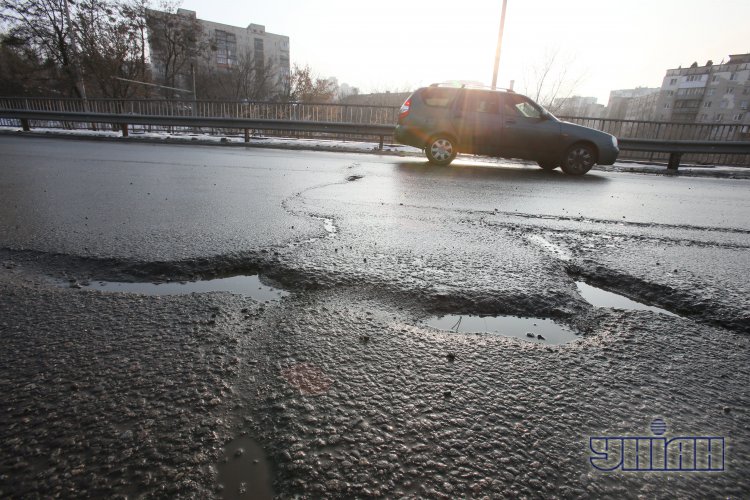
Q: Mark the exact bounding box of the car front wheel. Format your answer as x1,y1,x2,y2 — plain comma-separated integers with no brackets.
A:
425,136,457,166
561,143,596,175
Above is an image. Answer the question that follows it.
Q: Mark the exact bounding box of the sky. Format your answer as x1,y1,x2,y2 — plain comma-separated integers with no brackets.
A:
177,0,750,104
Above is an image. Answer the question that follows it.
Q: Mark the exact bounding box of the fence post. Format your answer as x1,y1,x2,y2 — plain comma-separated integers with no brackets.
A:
21,119,30,132
244,128,250,143
122,123,129,138
379,135,384,151
667,152,682,171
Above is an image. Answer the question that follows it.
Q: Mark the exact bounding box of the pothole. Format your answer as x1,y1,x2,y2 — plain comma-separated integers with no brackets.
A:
575,281,680,317
217,436,273,500
67,275,289,301
423,315,580,345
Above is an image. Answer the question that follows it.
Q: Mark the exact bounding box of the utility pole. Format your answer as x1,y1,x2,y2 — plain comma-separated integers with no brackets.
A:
191,63,197,116
62,0,87,102
491,0,508,90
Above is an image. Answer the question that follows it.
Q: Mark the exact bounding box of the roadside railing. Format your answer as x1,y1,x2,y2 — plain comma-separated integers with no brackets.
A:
558,115,750,167
1,98,750,169
0,97,400,125
0,109,395,150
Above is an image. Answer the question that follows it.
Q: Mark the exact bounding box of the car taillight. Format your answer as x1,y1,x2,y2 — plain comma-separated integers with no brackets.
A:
398,98,411,123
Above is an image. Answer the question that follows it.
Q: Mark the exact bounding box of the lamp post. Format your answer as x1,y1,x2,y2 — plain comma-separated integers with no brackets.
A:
491,0,508,90
62,0,87,101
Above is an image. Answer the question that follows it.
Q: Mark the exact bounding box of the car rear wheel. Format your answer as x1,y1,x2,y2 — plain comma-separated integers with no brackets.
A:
561,143,596,175
425,136,457,166
537,160,559,171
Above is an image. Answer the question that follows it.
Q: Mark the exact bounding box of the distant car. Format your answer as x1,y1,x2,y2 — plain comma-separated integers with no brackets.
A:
394,84,619,175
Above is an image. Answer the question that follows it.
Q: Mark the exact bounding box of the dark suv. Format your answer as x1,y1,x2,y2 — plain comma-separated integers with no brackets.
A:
394,84,619,175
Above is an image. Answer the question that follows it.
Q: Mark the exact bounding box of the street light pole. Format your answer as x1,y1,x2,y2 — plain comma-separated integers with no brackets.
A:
62,0,87,102
491,0,508,90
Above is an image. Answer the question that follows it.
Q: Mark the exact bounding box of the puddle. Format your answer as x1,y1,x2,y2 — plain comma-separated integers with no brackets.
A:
575,281,679,317
217,436,273,500
423,315,579,345
74,275,289,301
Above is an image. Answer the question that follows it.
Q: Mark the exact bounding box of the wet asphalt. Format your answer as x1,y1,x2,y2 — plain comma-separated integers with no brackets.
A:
1,135,749,498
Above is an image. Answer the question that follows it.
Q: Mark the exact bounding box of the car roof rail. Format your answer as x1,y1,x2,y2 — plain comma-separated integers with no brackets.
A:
428,82,515,92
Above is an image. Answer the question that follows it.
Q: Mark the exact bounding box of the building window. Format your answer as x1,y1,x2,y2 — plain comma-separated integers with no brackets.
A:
741,101,749,110
254,38,265,71
669,78,677,85
712,75,718,82
715,113,723,121
727,87,735,94
707,88,715,96
703,101,712,108
215,30,237,67
730,73,737,81
733,113,745,121
700,114,708,121
664,103,670,109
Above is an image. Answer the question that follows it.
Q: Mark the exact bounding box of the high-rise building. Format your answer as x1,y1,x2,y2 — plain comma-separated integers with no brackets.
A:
654,54,750,125
146,8,290,99
606,87,660,120
551,96,605,118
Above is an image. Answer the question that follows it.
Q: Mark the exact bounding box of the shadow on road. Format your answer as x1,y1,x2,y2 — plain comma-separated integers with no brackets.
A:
394,161,611,184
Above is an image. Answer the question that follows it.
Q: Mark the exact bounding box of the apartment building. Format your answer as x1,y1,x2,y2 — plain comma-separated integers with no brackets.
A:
654,54,750,125
551,95,605,118
606,87,660,120
147,8,290,98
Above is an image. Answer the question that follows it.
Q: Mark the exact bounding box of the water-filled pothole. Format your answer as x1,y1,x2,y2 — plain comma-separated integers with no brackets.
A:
217,436,273,500
424,315,580,345
71,275,289,301
575,281,679,317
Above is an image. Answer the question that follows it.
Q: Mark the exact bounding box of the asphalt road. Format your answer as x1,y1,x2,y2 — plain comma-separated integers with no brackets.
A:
1,135,749,498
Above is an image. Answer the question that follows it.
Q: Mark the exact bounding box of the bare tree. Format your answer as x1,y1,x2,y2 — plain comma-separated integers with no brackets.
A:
521,48,587,114
283,63,337,103
0,31,52,95
0,0,81,96
0,0,151,98
194,40,277,100
75,0,151,98
145,1,203,97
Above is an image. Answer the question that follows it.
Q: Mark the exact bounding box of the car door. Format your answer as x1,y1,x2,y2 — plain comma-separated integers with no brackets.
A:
452,90,503,155
498,94,562,161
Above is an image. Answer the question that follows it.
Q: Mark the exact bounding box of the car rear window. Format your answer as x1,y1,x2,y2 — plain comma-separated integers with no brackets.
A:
420,88,456,107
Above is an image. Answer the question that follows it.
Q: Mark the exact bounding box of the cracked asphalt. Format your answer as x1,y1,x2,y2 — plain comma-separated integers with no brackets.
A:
1,135,749,498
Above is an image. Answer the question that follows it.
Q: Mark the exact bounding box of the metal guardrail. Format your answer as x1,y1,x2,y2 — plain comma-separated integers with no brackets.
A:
2,109,750,170
618,138,750,170
0,109,395,149
3,97,747,141
0,97,400,125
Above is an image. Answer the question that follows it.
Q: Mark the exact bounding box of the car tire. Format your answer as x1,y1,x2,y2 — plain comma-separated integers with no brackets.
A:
537,160,559,171
425,135,457,166
561,143,596,175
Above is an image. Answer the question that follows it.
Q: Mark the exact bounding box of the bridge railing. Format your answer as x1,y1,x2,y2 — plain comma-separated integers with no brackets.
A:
0,97,400,125
1,98,749,168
